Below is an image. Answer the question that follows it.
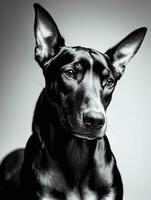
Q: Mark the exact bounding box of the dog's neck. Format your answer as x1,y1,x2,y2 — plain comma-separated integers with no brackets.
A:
32,89,109,184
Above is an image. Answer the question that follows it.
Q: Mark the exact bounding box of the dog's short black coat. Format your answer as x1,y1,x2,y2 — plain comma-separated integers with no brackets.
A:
0,3,147,200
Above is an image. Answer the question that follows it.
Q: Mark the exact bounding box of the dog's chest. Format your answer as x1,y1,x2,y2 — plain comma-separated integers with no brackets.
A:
66,187,114,200
66,187,96,200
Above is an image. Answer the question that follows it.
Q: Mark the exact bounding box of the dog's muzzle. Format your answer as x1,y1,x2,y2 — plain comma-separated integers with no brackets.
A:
72,111,106,140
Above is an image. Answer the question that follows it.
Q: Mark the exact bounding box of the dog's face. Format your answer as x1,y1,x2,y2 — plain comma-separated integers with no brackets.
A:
34,4,146,140
44,46,116,139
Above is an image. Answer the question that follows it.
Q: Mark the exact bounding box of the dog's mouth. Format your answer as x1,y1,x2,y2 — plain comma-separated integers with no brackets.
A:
60,113,106,140
73,133,101,140
62,119,103,140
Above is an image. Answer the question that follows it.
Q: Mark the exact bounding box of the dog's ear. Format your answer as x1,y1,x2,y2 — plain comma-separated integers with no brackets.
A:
105,27,147,79
34,3,65,68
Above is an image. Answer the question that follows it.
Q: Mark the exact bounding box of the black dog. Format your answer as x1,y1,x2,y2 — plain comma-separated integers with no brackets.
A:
0,3,147,200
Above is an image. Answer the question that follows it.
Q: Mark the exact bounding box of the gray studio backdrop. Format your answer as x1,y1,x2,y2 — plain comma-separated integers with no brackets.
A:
0,0,150,199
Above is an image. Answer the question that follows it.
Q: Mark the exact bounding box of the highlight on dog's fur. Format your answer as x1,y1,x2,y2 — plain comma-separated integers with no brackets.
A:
0,3,147,200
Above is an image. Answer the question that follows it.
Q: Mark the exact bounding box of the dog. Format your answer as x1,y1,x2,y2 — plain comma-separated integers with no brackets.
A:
0,3,147,200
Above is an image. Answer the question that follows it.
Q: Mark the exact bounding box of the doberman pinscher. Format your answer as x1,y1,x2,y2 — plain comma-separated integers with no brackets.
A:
0,3,147,200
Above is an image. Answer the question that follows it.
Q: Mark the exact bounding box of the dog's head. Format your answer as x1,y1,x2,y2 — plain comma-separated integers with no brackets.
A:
34,4,146,140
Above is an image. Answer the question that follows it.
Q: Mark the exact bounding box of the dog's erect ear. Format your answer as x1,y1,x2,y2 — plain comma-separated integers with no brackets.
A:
34,3,65,67
105,27,147,79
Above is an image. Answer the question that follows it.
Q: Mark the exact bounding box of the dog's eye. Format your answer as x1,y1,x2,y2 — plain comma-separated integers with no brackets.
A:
106,78,115,88
64,69,75,79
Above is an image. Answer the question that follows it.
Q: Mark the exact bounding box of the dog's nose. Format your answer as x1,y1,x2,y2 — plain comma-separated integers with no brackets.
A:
83,112,105,130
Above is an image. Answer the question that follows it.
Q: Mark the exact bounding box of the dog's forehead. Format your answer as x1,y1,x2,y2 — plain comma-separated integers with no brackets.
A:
69,46,108,68
55,46,109,71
